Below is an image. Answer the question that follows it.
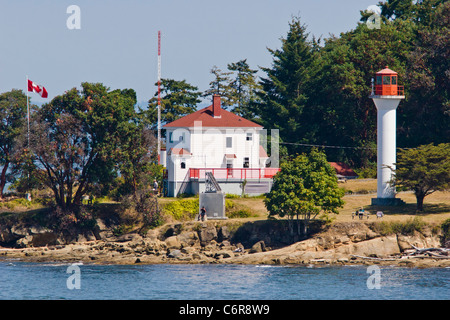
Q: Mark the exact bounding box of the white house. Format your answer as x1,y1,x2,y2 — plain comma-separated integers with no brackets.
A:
162,95,279,197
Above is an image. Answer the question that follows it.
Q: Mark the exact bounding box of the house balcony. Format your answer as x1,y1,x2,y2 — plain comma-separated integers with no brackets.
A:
189,168,280,181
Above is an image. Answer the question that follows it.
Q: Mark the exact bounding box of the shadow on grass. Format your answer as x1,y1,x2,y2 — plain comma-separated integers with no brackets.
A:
366,202,450,216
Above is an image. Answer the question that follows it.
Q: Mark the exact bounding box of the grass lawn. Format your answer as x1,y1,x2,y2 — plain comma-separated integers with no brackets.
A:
144,179,450,225
336,179,450,224
2,179,449,226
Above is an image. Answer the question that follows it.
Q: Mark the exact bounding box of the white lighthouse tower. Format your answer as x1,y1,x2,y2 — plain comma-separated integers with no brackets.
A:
370,67,405,206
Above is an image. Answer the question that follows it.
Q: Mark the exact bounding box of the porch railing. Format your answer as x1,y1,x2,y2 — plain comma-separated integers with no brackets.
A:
189,168,280,180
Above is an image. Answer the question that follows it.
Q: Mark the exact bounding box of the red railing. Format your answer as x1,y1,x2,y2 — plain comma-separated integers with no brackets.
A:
374,85,404,96
189,168,280,180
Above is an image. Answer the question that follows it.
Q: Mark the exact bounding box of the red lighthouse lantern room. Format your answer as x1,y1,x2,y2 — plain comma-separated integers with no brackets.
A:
374,67,404,96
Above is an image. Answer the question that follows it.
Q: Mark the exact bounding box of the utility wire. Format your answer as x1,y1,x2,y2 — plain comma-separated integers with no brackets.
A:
279,141,415,150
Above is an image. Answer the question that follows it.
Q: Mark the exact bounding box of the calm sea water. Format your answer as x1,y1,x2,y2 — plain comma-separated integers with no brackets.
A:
0,261,448,300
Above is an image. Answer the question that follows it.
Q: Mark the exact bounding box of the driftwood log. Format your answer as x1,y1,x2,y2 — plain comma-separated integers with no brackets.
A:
350,255,398,261
350,246,450,261
403,245,450,259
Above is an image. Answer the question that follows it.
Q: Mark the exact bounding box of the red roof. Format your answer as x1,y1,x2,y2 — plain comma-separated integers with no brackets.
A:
329,162,358,177
168,148,192,156
376,66,398,75
163,104,262,128
259,145,268,158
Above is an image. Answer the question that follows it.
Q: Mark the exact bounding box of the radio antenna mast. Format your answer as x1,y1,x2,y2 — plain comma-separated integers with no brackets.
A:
157,30,161,161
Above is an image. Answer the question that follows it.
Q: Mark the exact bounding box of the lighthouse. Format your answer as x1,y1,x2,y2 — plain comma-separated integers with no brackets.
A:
370,67,405,206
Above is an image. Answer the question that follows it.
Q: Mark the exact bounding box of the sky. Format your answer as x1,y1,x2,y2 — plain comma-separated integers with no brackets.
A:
0,0,378,105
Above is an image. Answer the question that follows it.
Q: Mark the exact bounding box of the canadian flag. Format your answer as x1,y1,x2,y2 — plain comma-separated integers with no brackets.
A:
27,79,48,98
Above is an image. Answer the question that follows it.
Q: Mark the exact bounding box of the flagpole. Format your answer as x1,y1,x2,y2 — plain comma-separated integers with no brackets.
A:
26,75,30,150
26,75,31,201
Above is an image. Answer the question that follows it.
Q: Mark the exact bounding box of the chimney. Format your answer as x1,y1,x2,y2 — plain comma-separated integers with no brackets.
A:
212,94,221,118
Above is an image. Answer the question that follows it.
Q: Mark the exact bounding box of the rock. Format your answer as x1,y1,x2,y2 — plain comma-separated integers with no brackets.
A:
116,233,142,243
177,231,198,247
145,229,159,240
165,236,181,249
335,235,401,257
11,226,29,237
218,226,230,242
167,249,182,258
32,232,58,247
250,240,266,253
197,224,217,245
98,231,114,240
76,231,97,243
164,227,176,238
0,228,18,244
29,226,52,235
181,247,196,255
214,251,232,259
95,218,108,231
16,235,33,248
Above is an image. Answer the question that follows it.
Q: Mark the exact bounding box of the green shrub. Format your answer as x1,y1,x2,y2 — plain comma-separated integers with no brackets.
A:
441,218,450,247
354,163,376,179
225,194,241,199
163,199,199,221
225,199,258,219
370,217,426,236
227,209,254,219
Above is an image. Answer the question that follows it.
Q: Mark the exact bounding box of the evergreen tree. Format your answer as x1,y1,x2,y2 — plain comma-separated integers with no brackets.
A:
146,78,202,131
253,17,318,155
203,66,234,109
400,2,450,147
395,143,450,211
312,12,415,167
227,59,261,118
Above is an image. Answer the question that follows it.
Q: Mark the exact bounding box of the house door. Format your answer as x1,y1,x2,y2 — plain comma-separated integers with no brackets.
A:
227,160,233,178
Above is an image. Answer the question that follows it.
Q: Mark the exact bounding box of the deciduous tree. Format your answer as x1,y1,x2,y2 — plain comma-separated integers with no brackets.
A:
0,90,28,198
31,83,136,210
264,149,344,238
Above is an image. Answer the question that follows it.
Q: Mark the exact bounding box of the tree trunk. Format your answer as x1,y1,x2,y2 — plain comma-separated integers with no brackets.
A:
287,215,294,238
416,192,425,211
0,161,9,199
301,219,309,238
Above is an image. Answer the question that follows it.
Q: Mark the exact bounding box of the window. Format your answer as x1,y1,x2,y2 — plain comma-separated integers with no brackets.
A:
246,133,253,141
376,75,382,85
180,160,186,169
226,137,232,148
391,76,397,85
243,157,249,168
383,76,391,85
169,132,173,143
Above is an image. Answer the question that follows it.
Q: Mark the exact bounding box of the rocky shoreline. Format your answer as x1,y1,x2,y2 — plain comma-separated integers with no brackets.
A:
1,220,449,268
